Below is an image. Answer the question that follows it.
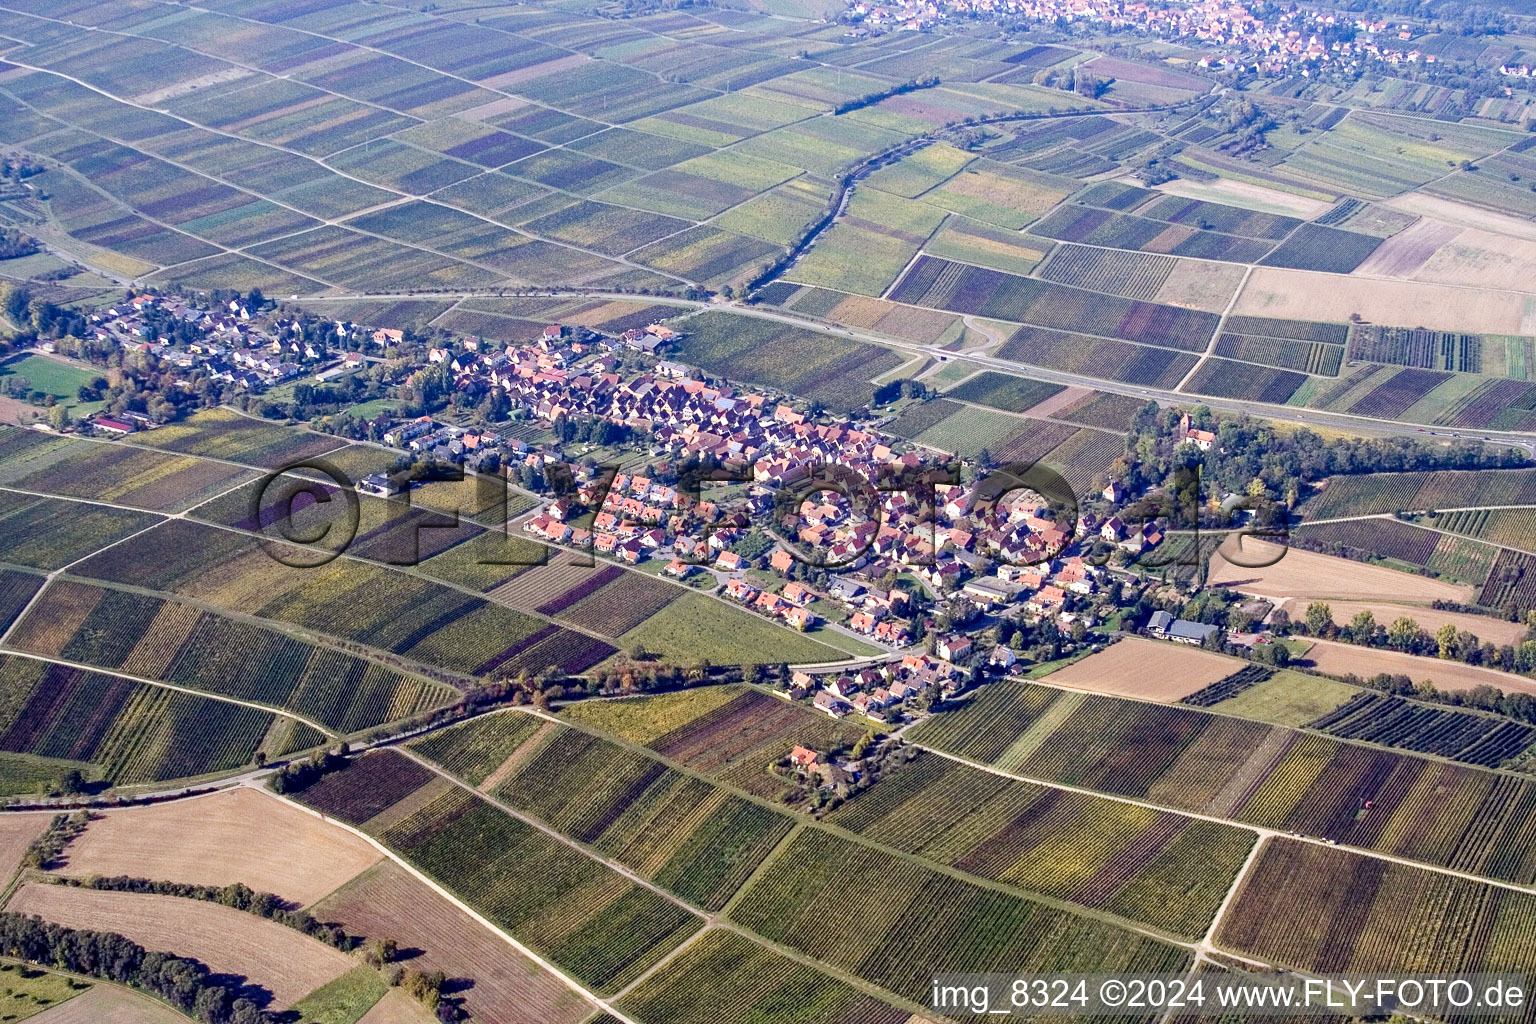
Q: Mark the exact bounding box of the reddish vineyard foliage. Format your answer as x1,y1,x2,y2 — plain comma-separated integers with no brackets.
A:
295,749,435,825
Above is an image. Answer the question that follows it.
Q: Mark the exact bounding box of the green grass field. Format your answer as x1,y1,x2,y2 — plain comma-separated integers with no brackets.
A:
617,592,843,665
290,967,389,1024
1206,669,1358,728
0,354,102,414
0,961,92,1021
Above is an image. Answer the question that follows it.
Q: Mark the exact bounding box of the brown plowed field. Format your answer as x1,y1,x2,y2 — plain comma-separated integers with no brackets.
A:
55,787,380,906
1044,636,1243,701
313,861,594,1024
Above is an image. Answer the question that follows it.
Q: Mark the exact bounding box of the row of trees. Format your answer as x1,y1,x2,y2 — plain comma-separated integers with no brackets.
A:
0,912,274,1024
55,877,356,952
1294,599,1536,682
1126,405,1528,515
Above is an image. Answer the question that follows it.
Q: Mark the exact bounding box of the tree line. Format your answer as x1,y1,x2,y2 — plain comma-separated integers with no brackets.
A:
0,911,274,1024
50,877,357,952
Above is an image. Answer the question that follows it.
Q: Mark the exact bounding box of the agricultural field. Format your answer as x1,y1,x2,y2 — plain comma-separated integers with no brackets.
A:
910,678,1536,883
313,860,596,1024
1182,358,1308,405
943,372,1065,414
1293,518,1498,585
729,828,1189,1005
1195,669,1359,728
1219,840,1536,977
412,714,795,911
1306,693,1536,768
1043,637,1245,702
669,312,902,412
62,518,611,679
0,492,160,571
0,427,255,513
1213,333,1343,376
1206,540,1476,604
615,592,843,666
0,653,307,787
1036,245,1178,301
0,569,43,636
618,929,917,1024
923,216,1050,275
7,580,457,735
1425,508,1536,555
301,754,704,994
6,883,357,1011
998,325,1198,389
892,255,1221,352
567,687,869,800
1302,468,1536,519
825,750,1255,937
1302,638,1536,697
55,786,381,905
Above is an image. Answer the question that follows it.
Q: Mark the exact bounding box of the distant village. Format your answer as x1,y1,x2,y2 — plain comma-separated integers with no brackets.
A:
845,0,1476,77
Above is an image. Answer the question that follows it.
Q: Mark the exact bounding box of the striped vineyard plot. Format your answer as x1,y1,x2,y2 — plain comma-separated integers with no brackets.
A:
413,714,795,911
1219,840,1536,989
729,828,1190,1007
1306,693,1536,768
826,751,1254,937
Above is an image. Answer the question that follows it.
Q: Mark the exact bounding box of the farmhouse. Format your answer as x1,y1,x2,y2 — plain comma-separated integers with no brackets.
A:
1147,610,1223,645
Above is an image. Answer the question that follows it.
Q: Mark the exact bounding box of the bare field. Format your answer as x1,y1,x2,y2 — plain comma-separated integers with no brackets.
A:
1021,385,1093,420
1383,193,1536,243
1352,219,1461,278
1234,267,1526,334
1043,636,1243,701
1302,638,1536,696
6,884,355,1009
355,988,434,1024
29,984,189,1024
1413,228,1536,293
313,862,594,1024
1150,177,1333,218
55,788,381,906
0,813,53,887
1154,259,1247,312
1301,599,1527,647
1209,541,1472,604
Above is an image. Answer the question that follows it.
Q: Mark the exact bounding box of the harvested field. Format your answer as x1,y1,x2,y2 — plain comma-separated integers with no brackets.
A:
27,984,190,1024
1153,259,1247,312
1414,228,1536,293
1020,385,1094,420
1150,178,1332,219
1301,638,1536,697
1383,192,1536,243
1044,637,1245,702
1234,268,1526,334
6,883,355,1009
55,787,381,906
314,861,594,1024
1207,541,1472,604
